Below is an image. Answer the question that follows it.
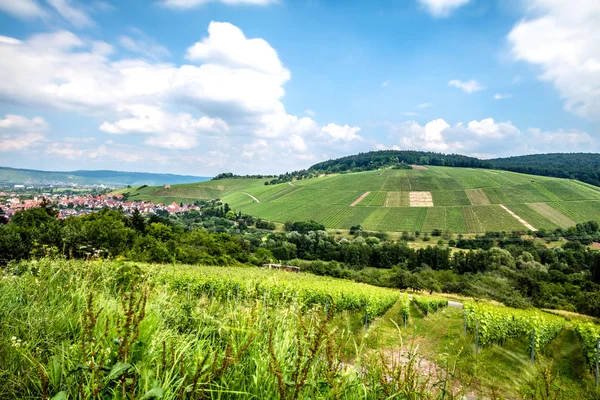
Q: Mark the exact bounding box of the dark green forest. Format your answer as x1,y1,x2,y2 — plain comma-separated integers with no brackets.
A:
488,153,600,186
3,203,600,318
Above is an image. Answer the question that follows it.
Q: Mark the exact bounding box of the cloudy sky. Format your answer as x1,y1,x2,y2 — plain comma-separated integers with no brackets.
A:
0,0,598,175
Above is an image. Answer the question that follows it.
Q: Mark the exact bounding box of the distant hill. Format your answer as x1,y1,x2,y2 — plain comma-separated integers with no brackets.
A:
309,150,490,173
0,166,211,186
487,153,600,187
113,166,600,234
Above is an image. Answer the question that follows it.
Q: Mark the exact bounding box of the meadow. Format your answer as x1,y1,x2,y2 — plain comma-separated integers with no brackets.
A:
2,258,599,399
115,166,600,234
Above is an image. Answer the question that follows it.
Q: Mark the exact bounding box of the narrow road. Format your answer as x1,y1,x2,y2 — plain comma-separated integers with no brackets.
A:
288,181,296,187
500,204,537,231
242,192,259,203
350,191,371,207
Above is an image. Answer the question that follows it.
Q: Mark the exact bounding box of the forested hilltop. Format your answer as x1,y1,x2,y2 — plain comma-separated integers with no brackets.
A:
309,150,489,173
488,153,600,186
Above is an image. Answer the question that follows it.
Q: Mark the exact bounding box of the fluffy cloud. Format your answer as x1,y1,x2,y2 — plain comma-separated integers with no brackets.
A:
418,0,470,17
159,0,276,8
382,117,595,158
0,22,362,173
508,0,600,120
0,114,48,152
320,123,362,142
0,0,46,19
448,79,485,93
493,93,512,100
466,118,519,140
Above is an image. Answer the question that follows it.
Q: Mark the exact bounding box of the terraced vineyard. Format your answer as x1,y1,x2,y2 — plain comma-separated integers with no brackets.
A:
115,166,600,233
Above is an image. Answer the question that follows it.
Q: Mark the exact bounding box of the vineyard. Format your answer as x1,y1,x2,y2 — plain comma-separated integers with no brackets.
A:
115,165,600,233
464,303,566,356
2,258,600,398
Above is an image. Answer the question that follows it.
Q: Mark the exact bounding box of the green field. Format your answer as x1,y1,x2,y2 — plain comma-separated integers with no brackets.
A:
115,166,600,233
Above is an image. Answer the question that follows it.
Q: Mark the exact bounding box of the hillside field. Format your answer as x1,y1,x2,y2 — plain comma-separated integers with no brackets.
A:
115,166,600,233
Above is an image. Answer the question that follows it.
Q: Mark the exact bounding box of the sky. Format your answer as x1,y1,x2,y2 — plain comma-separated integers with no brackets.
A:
0,0,598,176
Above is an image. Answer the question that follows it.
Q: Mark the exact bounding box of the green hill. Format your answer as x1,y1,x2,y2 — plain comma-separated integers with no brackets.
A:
115,165,600,234
0,166,210,186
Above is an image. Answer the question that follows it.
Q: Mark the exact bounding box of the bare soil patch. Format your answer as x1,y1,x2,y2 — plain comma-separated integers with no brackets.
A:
409,191,433,207
350,191,371,206
411,165,429,170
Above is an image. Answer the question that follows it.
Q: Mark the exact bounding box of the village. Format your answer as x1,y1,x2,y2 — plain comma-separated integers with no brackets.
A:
0,191,200,220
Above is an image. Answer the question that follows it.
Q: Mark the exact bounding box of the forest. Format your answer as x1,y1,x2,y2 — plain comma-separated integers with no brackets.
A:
2,203,600,318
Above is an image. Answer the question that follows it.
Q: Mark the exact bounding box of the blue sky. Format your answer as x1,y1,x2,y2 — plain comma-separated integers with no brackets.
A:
0,0,598,176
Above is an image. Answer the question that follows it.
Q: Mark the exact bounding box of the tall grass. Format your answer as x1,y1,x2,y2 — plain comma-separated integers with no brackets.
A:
1,258,463,399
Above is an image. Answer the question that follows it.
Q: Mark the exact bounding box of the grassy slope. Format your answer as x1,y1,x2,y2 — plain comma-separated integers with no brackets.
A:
115,166,600,233
3,259,596,399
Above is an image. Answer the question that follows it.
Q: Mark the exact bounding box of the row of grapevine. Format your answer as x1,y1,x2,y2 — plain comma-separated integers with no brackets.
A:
463,303,565,355
575,322,600,369
159,265,399,319
412,296,448,316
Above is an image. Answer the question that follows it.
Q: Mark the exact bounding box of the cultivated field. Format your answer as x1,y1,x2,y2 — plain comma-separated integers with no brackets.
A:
116,166,600,233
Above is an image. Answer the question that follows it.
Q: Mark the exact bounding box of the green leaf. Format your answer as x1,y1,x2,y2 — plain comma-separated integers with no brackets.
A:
50,392,67,400
107,362,131,381
141,387,165,399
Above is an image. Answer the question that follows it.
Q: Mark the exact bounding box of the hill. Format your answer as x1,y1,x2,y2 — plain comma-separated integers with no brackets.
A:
488,153,600,186
0,166,210,186
114,165,600,233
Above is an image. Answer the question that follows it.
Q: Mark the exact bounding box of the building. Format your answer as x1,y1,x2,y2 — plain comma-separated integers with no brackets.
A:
164,184,171,189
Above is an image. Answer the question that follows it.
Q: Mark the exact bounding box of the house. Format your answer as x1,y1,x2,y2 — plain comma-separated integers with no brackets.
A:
164,184,171,189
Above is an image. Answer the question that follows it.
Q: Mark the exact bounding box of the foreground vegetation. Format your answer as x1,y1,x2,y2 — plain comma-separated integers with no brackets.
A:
2,258,600,399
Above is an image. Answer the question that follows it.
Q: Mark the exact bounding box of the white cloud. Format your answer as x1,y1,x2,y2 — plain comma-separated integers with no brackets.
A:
467,118,519,139
401,112,420,117
47,0,94,28
0,114,48,152
0,133,46,151
0,0,46,19
375,144,401,151
448,79,485,93
0,23,363,173
186,22,288,78
305,109,316,117
508,0,600,120
159,0,276,9
119,31,170,61
418,0,470,17
381,80,390,87
382,116,596,158
417,103,431,109
320,123,362,142
527,128,597,153
493,93,512,100
0,114,48,131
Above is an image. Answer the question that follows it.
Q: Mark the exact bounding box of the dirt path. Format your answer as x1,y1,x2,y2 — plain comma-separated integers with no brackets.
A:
288,181,296,187
500,204,537,231
350,191,371,207
411,165,429,170
242,192,259,203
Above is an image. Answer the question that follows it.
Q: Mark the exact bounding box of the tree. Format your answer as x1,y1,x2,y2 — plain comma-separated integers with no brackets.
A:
128,208,146,233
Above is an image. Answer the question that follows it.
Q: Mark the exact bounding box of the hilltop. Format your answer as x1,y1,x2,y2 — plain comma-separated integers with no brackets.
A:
0,166,210,186
114,165,600,234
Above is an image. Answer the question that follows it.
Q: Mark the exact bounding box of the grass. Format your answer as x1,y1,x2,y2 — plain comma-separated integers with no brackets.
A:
113,166,600,234
2,258,599,399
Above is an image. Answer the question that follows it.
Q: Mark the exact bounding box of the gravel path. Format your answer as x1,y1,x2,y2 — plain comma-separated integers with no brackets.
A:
350,191,371,206
242,192,259,203
500,204,537,231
